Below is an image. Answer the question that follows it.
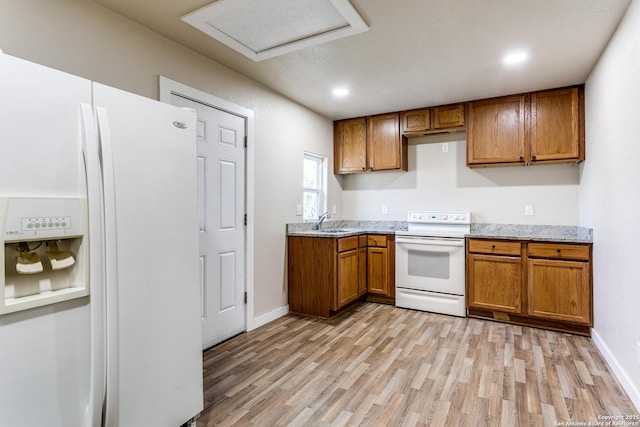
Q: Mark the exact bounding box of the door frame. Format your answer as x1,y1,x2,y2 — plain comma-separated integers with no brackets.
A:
159,76,256,332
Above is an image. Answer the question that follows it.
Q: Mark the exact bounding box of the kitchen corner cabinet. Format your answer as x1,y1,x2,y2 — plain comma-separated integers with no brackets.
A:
466,238,592,336
365,234,395,304
527,243,591,325
467,86,584,167
288,235,361,318
334,113,407,174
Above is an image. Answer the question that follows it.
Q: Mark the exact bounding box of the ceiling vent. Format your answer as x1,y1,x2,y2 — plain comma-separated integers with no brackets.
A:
181,0,368,61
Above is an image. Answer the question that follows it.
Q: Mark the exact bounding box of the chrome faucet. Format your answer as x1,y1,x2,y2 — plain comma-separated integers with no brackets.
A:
315,211,330,230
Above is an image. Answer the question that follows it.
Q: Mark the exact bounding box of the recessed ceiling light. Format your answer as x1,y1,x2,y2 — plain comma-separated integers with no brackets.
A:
504,51,528,65
333,88,349,97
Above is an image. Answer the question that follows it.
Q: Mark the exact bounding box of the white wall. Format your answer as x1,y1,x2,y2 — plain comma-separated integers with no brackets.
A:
0,0,340,320
580,0,640,409
342,133,581,224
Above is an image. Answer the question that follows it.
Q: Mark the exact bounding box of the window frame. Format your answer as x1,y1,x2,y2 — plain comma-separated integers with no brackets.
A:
303,152,327,222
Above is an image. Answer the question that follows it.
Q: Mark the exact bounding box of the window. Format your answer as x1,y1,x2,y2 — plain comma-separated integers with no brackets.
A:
303,153,326,221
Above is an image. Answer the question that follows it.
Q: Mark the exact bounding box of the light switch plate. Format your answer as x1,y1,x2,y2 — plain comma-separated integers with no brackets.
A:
525,205,534,216
382,205,388,215
442,143,449,153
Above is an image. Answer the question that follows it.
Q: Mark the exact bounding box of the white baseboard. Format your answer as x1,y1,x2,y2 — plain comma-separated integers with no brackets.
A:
250,304,289,331
591,328,640,411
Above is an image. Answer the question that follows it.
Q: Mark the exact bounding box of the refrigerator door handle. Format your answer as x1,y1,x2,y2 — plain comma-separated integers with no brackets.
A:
96,106,120,427
80,103,105,427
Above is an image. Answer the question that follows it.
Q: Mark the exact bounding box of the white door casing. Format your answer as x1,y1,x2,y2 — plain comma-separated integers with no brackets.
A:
169,93,247,349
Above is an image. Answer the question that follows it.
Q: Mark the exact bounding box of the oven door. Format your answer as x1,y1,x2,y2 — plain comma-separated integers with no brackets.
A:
395,235,466,295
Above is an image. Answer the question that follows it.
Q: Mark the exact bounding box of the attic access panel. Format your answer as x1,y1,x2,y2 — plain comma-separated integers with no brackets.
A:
182,0,368,61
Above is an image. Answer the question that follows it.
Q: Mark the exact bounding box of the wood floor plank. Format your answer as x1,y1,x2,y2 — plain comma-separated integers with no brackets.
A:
197,302,638,426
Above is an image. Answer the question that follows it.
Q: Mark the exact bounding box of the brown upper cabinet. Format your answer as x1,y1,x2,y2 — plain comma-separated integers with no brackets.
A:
433,103,466,130
401,108,431,134
333,117,367,173
334,113,407,174
400,103,465,137
467,86,584,167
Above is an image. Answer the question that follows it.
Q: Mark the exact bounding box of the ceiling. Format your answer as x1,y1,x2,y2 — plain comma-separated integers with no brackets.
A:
92,0,631,120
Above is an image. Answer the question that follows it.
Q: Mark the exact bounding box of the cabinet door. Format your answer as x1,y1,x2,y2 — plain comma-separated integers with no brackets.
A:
367,113,405,171
433,103,465,130
527,259,591,324
358,246,367,297
467,95,526,166
401,108,431,133
336,249,360,310
367,247,389,296
530,87,583,162
467,254,522,313
334,118,366,173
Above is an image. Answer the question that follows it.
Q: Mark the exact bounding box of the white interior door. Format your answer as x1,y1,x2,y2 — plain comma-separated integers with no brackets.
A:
170,94,246,349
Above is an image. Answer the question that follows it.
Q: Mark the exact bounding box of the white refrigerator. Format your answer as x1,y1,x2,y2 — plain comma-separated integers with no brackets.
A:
0,53,203,426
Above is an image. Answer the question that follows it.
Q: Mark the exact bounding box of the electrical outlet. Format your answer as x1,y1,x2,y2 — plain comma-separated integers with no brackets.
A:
332,205,337,215
296,204,303,216
525,205,534,216
382,205,388,215
442,143,449,153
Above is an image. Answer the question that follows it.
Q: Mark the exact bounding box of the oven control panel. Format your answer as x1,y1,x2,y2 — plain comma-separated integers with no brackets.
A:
407,211,470,224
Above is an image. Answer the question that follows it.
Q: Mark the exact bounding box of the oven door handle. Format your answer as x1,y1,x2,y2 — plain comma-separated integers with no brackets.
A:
396,236,465,247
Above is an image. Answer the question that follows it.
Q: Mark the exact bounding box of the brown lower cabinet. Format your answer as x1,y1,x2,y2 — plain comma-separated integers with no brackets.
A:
466,237,592,335
288,233,395,318
364,234,395,304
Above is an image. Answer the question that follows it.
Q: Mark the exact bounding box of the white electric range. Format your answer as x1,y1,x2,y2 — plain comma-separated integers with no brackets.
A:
395,210,471,317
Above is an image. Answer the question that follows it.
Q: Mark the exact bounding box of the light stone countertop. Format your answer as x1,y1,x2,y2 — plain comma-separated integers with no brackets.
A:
286,220,406,237
470,223,592,243
287,221,593,243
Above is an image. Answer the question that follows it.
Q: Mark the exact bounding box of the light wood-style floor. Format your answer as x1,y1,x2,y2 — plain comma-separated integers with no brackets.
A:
197,302,638,426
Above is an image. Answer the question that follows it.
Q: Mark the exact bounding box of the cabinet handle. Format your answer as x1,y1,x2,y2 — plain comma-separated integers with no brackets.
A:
491,245,496,249
557,249,561,253
519,155,524,162
532,155,537,161
369,166,373,170
362,167,365,170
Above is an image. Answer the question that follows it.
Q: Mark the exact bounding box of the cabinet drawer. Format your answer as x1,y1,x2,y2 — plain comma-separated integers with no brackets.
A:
468,239,521,256
337,236,359,252
528,243,590,261
367,235,387,247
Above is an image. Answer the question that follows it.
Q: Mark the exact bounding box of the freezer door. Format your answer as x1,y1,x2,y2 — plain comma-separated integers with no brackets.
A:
93,83,202,427
0,54,92,427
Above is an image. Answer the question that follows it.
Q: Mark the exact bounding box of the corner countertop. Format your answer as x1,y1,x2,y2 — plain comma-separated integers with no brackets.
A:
286,220,407,238
287,221,593,243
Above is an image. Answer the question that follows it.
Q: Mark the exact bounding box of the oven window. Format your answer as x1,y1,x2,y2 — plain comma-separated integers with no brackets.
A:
408,249,450,279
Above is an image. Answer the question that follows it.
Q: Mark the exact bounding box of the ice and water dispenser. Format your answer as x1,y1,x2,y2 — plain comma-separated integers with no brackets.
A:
0,197,89,314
